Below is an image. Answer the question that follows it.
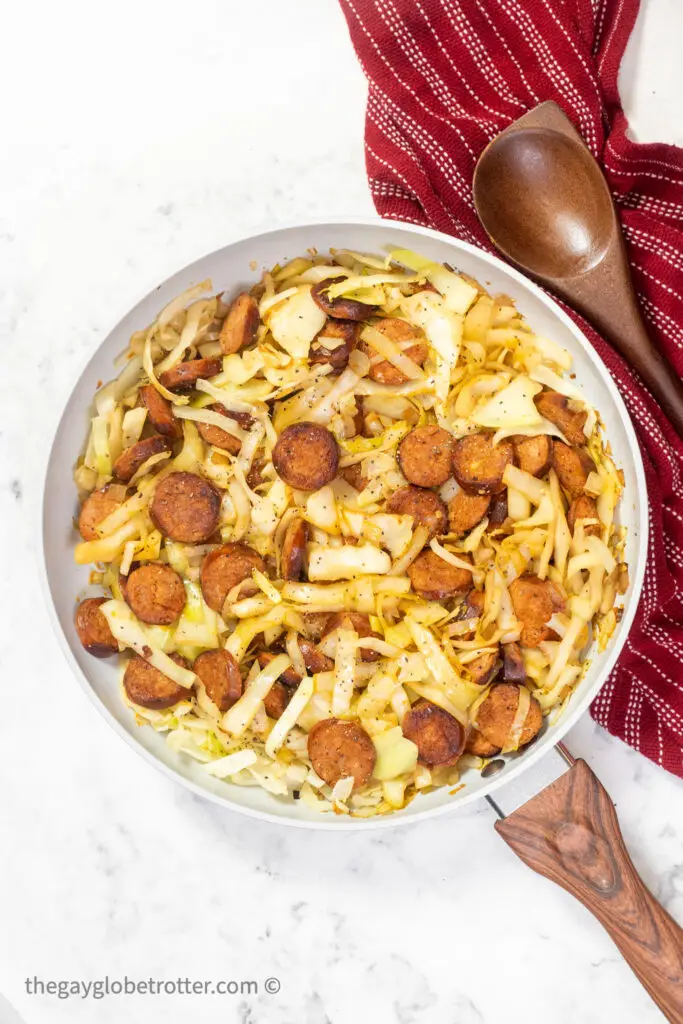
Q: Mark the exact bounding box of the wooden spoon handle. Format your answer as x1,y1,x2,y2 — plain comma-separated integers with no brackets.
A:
495,759,683,1023
582,255,683,440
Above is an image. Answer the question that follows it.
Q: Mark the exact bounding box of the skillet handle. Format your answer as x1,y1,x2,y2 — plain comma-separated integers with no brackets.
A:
495,759,683,1023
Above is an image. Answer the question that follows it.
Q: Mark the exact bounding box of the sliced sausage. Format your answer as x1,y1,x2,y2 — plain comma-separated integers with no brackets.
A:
465,729,501,758
402,698,465,767
74,597,118,657
220,292,259,355
78,485,125,541
307,718,376,790
197,405,254,454
323,611,382,663
341,463,368,492
258,640,333,685
247,457,266,490
408,549,473,602
311,278,378,321
194,649,243,712
512,434,552,478
258,650,302,688
502,642,526,685
567,494,601,536
272,422,339,491
157,358,223,392
138,384,182,440
123,653,192,710
448,491,490,536
298,639,334,675
535,390,587,445
467,649,500,686
281,517,309,581
150,472,221,543
509,573,566,648
452,434,514,495
386,486,447,539
200,543,266,613
123,563,186,625
113,434,171,483
487,492,509,530
351,399,365,437
552,441,595,499
475,683,542,750
309,319,360,372
456,588,485,626
263,680,294,720
302,612,331,642
360,317,428,385
398,425,454,488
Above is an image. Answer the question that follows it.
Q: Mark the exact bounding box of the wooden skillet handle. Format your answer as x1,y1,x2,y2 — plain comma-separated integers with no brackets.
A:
495,759,683,1023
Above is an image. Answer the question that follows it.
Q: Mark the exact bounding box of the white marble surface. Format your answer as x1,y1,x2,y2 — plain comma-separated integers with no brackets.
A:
1,1,682,1022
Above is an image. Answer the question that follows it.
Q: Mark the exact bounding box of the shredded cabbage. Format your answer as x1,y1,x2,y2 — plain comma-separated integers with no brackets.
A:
71,244,628,818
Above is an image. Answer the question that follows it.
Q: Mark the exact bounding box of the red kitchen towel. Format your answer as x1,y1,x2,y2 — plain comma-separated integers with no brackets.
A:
339,0,683,777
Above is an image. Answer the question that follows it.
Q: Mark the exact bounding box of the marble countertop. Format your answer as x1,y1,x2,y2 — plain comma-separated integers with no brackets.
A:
1,1,682,1022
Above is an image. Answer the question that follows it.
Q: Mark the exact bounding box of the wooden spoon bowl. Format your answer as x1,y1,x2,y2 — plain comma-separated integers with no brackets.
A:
473,102,683,438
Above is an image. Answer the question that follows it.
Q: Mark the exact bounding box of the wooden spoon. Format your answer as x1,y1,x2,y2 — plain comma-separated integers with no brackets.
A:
473,101,683,438
491,753,683,1023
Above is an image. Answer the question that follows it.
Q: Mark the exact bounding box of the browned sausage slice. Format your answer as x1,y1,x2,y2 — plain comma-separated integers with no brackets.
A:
509,573,566,647
113,434,171,483
341,463,368,492
220,293,259,355
246,457,266,490
281,518,309,581
200,543,266,613
311,278,378,321
258,640,333,686
194,649,243,712
502,642,526,685
567,494,601,536
512,434,552,478
78,485,125,540
535,390,587,445
307,718,376,790
272,422,339,491
258,651,303,687
448,491,490,535
150,472,221,543
74,597,118,657
138,384,182,440
465,729,501,758
351,398,365,437
552,441,595,499
398,425,454,488
486,492,509,531
157,358,223,392
322,611,382,663
123,564,186,625
475,683,542,750
360,318,428,384
467,649,500,686
298,639,334,675
386,486,447,539
123,653,193,710
402,699,465,767
452,434,514,495
455,588,485,630
309,319,360,372
264,680,294,720
197,405,254,454
408,549,473,601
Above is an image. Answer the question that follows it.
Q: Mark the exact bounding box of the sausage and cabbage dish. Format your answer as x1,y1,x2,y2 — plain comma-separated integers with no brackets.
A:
72,247,628,816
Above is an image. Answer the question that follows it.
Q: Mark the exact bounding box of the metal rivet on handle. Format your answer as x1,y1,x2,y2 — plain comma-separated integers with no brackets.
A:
481,758,506,778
